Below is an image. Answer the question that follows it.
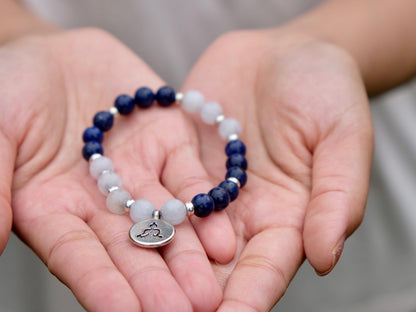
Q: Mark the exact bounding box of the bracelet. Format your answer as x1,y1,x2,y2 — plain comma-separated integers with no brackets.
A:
82,86,248,248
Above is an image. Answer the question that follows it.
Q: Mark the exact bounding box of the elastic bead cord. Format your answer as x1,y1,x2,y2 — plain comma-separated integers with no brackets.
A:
82,86,248,247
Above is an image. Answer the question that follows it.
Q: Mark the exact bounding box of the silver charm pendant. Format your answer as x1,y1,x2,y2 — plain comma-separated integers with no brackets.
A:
129,218,175,248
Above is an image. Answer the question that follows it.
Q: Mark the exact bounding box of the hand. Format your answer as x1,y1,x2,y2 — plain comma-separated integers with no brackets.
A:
2,28,237,312
182,30,373,311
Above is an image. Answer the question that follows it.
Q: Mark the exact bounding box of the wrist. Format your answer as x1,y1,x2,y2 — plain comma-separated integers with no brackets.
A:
0,0,58,45
270,0,416,95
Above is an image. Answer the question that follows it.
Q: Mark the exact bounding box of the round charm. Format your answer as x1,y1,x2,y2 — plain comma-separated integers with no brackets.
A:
129,219,175,248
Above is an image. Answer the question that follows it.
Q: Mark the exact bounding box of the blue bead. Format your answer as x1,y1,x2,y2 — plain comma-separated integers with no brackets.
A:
135,87,155,108
192,193,214,218
82,126,103,143
156,86,176,107
225,139,246,156
115,94,135,115
226,166,247,187
218,180,239,202
226,154,248,170
208,187,230,211
82,141,103,161
93,111,114,132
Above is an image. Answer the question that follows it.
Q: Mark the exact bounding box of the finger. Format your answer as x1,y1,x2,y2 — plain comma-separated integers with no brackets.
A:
16,213,141,312
161,139,236,263
218,227,303,312
90,210,193,312
304,124,373,275
112,170,221,312
0,132,15,254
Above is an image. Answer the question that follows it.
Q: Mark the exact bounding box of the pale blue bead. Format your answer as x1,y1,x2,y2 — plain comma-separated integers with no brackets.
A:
200,101,223,125
182,90,205,113
161,199,187,225
129,199,155,223
89,156,114,179
219,118,242,140
97,171,122,195
106,188,131,214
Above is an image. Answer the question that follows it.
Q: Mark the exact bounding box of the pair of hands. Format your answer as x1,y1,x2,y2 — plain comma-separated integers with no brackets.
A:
0,28,373,311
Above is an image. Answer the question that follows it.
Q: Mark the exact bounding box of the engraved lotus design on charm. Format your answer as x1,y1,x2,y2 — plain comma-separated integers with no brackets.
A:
129,219,175,248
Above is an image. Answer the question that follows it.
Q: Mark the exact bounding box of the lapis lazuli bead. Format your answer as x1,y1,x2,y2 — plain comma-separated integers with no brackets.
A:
208,187,230,211
156,86,176,107
226,154,248,170
115,94,135,115
82,126,103,143
93,111,114,132
225,139,246,156
226,166,247,187
218,180,239,202
82,141,103,161
192,193,214,218
135,87,155,108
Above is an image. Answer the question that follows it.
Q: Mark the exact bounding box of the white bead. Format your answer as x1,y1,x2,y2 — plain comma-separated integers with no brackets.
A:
219,118,242,140
161,199,187,225
129,199,155,223
182,90,205,113
89,156,114,179
200,101,223,125
97,171,122,195
106,188,131,214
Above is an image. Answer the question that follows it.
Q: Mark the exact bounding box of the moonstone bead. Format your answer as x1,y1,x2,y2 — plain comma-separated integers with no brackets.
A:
129,199,155,222
97,171,122,195
161,199,187,225
89,156,114,179
219,118,242,140
182,90,205,113
200,102,223,125
106,188,131,214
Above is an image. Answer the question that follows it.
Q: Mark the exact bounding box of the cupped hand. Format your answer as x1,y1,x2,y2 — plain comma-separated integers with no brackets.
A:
182,30,373,311
0,28,237,312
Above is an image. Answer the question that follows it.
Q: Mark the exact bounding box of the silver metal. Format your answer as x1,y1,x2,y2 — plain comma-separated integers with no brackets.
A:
108,186,120,193
125,199,135,209
185,201,194,216
175,92,184,102
215,114,225,124
129,219,175,248
152,210,161,220
228,133,239,141
109,106,119,115
90,153,102,161
227,177,241,188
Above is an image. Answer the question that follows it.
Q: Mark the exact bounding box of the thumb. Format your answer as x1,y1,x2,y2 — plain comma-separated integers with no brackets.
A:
303,121,373,275
0,132,15,255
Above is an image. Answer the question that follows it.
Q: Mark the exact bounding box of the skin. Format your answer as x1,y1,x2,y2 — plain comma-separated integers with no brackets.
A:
0,0,414,311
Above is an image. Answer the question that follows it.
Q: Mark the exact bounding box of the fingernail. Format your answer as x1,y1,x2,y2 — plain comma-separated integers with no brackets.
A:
316,237,345,276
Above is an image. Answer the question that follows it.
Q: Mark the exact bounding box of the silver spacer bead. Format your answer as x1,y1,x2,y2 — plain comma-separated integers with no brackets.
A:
109,106,119,115
228,133,239,141
175,92,184,102
227,177,241,188
185,201,194,216
152,210,161,220
90,153,103,162
108,186,120,193
125,199,135,209
215,114,225,124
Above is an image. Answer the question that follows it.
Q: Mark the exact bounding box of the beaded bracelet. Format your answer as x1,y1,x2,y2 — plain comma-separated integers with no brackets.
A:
82,86,247,248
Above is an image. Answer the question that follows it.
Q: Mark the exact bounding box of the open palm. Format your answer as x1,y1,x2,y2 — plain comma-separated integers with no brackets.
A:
183,31,373,311
1,29,240,312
